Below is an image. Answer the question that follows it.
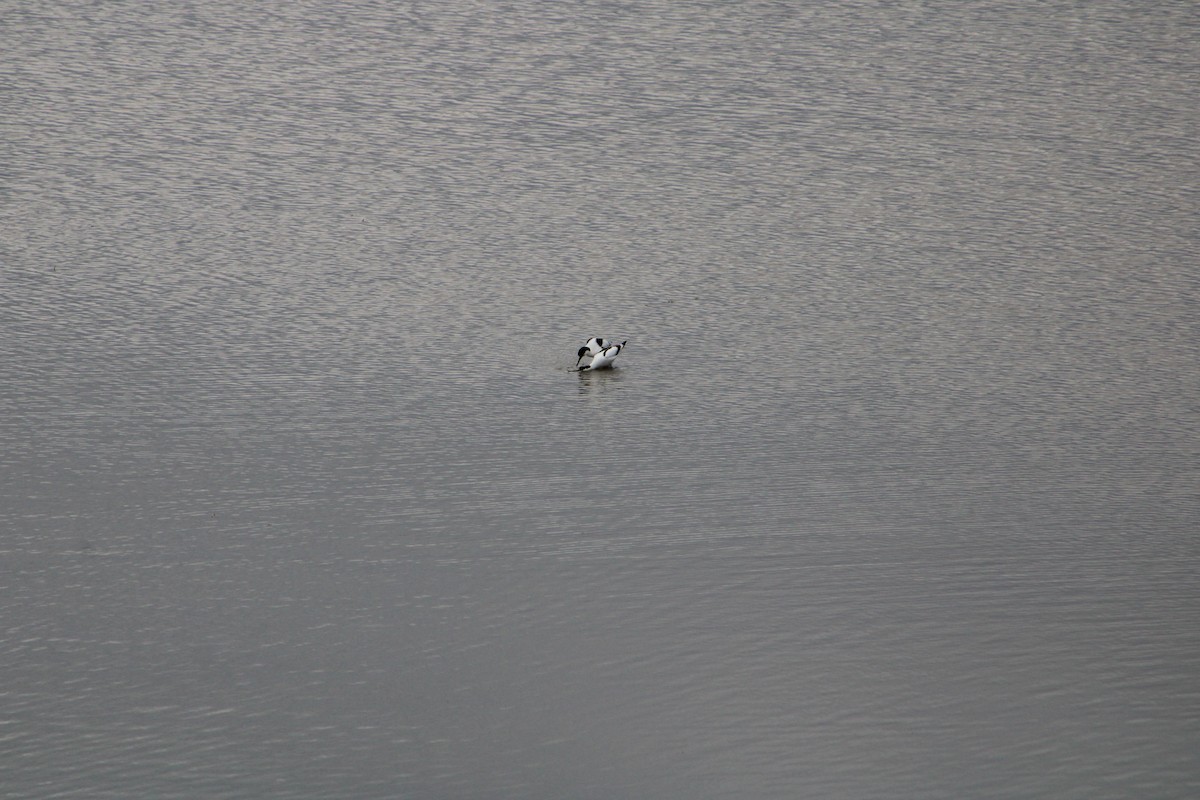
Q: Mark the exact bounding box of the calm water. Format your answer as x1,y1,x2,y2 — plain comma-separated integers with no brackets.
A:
4,1,1199,797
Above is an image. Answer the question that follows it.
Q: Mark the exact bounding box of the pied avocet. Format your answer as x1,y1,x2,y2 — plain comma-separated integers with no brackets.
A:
577,340,627,371
575,336,607,368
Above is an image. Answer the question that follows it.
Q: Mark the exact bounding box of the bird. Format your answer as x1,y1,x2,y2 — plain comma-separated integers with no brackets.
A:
575,336,607,368
577,340,627,371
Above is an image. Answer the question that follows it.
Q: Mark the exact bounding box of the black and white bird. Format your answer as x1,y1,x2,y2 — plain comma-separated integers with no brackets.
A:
575,336,607,367
576,339,627,371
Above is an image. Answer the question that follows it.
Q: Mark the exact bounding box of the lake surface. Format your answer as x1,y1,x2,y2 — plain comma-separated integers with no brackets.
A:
3,1,1198,797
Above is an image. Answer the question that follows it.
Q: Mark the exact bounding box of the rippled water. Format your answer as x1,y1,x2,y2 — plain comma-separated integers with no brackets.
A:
4,1,1199,797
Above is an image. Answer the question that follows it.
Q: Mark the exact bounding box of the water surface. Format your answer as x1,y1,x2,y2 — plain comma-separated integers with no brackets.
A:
3,1,1199,797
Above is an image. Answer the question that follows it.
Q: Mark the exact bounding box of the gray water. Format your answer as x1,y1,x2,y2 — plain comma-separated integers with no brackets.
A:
3,1,1199,797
